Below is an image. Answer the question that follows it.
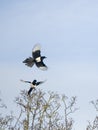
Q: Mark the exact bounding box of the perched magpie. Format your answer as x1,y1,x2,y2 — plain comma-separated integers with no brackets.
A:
20,79,45,95
23,44,48,70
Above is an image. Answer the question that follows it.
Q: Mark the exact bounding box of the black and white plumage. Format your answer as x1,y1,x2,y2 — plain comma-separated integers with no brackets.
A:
23,44,48,70
20,79,45,95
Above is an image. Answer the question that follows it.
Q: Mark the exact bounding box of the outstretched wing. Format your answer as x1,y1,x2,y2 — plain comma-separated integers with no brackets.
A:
32,44,41,59
35,61,48,70
20,79,31,84
32,44,41,53
36,80,46,86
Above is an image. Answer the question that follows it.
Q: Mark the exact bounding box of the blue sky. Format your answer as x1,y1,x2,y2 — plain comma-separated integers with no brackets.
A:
0,0,98,129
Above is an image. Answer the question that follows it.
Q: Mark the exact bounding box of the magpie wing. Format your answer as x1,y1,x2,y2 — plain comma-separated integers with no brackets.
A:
35,61,48,70
32,44,41,59
36,80,46,86
20,79,31,84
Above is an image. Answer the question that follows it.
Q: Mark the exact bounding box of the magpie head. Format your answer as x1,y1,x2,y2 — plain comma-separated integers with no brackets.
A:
32,80,37,85
42,56,47,59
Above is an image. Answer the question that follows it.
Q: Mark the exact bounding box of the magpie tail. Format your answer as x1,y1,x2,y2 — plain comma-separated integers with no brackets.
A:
23,57,34,67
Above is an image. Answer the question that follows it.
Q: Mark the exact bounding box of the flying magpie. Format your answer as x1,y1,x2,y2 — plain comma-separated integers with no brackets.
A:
20,79,46,95
23,44,48,70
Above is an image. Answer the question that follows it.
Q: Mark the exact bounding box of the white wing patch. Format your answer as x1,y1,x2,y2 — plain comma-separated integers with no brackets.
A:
39,66,48,70
33,43,41,52
35,57,41,62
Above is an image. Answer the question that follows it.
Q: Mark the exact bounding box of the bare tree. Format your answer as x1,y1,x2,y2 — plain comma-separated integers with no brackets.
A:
61,95,78,130
86,100,98,130
0,89,77,130
0,95,14,130
14,90,61,130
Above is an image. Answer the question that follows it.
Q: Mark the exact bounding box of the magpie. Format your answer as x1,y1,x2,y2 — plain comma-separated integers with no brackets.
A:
23,44,48,70
20,79,45,95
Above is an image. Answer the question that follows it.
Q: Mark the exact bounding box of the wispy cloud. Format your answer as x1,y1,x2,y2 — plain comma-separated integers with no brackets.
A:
0,1,98,129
